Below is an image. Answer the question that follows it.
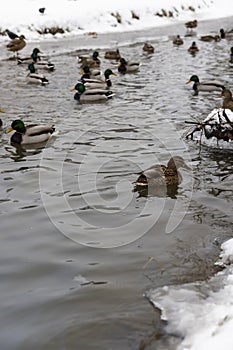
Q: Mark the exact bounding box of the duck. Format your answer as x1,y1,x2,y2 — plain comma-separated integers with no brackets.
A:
18,48,55,71
134,156,191,188
172,35,184,46
199,34,220,42
70,82,114,103
81,69,117,89
118,57,140,73
219,28,233,39
0,108,5,128
79,51,101,68
217,89,233,111
6,34,26,57
104,49,121,60
6,119,55,145
142,42,154,53
185,19,198,30
27,63,49,86
188,41,199,55
229,47,233,64
186,75,225,95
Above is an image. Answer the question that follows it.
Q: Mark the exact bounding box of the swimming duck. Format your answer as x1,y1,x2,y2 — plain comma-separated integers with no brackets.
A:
217,89,233,111
79,51,101,68
186,75,225,95
6,35,26,56
18,48,55,71
173,35,184,46
118,57,140,73
27,63,49,85
220,28,233,39
229,47,233,64
0,108,5,128
104,49,121,60
199,34,220,42
134,156,191,187
6,119,55,145
70,82,114,103
188,41,199,55
81,69,117,89
142,42,155,53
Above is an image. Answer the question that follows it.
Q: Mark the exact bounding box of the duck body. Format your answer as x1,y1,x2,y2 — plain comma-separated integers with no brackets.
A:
173,35,184,46
134,156,190,187
6,35,26,55
27,63,49,86
78,51,101,68
143,42,154,53
71,83,114,103
104,49,121,60
200,35,220,42
6,120,55,145
81,69,117,89
188,41,199,55
118,58,140,73
186,75,225,95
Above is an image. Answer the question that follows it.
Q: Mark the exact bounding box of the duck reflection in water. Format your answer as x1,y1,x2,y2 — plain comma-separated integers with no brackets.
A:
133,156,191,198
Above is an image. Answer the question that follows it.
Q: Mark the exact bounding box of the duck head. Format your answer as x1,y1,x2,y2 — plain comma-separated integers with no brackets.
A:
6,120,26,134
31,48,41,62
70,82,86,94
167,156,191,171
186,75,199,84
104,69,117,79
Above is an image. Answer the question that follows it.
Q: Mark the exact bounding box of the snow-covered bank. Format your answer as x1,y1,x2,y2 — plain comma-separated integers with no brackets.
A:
147,238,233,350
1,0,233,42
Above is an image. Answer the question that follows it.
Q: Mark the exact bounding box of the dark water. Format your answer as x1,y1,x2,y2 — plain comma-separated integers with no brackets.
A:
0,16,233,350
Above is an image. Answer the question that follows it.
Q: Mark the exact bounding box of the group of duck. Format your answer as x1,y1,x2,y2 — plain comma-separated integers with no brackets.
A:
1,21,233,191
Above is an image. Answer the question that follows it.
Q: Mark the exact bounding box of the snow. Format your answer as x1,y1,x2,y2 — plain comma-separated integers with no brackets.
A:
1,0,233,348
0,0,233,43
148,239,233,350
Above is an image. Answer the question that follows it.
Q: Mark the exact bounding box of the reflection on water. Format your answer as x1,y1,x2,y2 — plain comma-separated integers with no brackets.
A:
0,16,233,350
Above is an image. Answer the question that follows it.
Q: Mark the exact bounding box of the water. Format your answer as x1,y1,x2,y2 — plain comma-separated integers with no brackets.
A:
0,16,233,350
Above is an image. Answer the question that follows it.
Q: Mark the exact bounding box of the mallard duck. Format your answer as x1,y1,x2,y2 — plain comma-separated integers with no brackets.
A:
217,89,233,111
0,108,5,128
6,35,26,56
185,19,198,30
134,156,191,187
118,58,140,73
142,42,154,53
81,69,117,89
199,35,220,42
18,48,55,71
229,47,233,64
188,41,199,55
220,28,233,39
79,51,101,68
6,119,55,145
27,63,49,85
70,82,114,102
104,49,121,59
186,75,225,95
173,35,184,46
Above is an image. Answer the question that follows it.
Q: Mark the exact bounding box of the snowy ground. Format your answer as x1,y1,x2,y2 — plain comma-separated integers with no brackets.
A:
0,0,233,42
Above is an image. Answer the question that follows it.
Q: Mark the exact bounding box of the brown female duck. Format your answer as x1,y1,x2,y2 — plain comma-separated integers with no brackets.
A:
134,156,191,187
6,35,26,56
217,89,233,111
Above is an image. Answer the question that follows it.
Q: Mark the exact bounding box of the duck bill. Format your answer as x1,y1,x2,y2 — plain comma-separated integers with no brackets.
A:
186,79,191,84
216,92,223,98
6,126,13,134
70,87,75,92
0,109,5,113
112,72,117,76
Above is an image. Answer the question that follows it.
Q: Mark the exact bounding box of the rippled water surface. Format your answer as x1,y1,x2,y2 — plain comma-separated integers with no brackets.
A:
0,17,233,349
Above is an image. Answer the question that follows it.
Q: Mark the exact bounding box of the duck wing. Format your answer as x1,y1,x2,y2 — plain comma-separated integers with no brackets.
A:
26,124,55,136
135,165,166,185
